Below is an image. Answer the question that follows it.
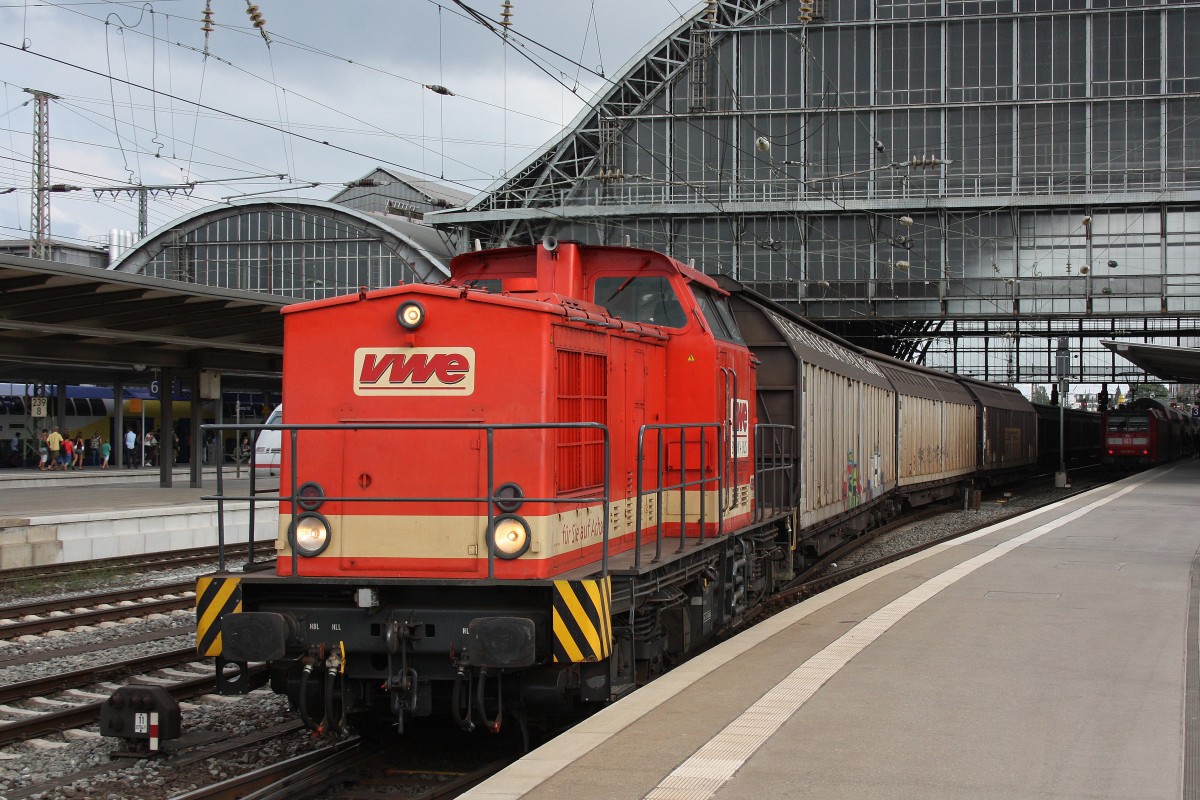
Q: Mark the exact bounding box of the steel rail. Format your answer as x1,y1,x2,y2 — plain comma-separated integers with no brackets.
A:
167,739,369,800
0,545,248,590
0,580,196,618
0,670,263,746
0,594,196,640
0,646,198,704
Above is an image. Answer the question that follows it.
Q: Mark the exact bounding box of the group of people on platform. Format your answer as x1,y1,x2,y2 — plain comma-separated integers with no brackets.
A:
120,427,179,468
6,425,179,470
13,427,113,470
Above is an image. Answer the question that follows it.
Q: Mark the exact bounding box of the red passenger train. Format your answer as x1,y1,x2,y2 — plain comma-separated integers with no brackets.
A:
197,240,1040,738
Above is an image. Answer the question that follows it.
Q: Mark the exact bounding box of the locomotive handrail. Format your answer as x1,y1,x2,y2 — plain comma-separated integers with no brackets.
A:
564,315,621,329
719,367,740,516
203,421,612,577
634,422,723,568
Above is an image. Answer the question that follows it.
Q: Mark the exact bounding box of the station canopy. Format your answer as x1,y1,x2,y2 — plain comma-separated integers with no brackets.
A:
0,251,291,389
1101,340,1200,384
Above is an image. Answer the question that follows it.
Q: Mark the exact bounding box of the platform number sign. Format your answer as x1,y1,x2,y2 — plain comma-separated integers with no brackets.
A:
30,397,47,418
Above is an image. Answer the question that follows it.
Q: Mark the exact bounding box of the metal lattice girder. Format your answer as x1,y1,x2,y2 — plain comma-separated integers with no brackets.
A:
467,0,778,221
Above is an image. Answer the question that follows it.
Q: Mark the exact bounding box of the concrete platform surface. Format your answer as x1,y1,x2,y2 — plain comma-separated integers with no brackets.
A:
0,466,277,567
464,460,1200,800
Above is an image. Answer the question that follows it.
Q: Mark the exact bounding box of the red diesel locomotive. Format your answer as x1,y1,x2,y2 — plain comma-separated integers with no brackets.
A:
197,239,1037,738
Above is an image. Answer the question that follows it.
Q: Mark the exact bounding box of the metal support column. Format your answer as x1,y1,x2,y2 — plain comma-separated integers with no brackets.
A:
159,368,174,488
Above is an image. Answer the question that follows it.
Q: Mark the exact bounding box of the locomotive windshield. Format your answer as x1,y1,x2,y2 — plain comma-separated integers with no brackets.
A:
691,287,745,344
594,276,687,328
1107,415,1149,432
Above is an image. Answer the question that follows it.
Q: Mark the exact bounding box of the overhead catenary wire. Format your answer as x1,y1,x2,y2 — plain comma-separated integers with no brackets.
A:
0,42,487,195
3,0,575,213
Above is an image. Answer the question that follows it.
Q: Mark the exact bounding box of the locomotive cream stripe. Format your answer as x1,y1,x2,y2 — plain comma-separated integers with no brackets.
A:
274,484,756,559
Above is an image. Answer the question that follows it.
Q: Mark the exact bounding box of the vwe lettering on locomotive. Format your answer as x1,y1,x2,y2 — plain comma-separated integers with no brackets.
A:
354,347,475,395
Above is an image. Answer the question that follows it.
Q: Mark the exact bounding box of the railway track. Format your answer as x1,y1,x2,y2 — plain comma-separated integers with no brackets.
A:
170,740,515,800
0,581,196,639
0,624,192,669
0,543,253,594
0,666,224,746
0,646,197,704
0,720,309,800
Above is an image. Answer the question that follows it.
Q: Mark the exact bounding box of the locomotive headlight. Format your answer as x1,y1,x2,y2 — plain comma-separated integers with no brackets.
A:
290,512,332,557
396,300,426,330
489,514,531,559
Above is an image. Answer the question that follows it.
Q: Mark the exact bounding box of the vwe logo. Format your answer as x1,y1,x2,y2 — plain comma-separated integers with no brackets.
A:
354,347,475,396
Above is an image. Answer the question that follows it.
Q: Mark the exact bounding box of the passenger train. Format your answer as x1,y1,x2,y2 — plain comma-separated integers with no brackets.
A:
197,240,1113,739
0,385,277,464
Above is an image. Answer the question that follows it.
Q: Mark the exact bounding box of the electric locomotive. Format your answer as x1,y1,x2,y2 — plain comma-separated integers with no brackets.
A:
199,239,793,736
1102,397,1194,466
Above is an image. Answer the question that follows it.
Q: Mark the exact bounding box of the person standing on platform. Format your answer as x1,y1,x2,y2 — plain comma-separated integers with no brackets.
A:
46,426,63,471
61,435,74,470
37,431,48,471
90,432,100,467
100,438,111,469
124,427,137,468
72,433,85,470
144,430,158,466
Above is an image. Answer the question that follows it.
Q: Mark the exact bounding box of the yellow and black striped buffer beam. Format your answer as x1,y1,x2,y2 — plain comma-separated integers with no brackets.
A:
196,576,242,657
553,577,612,663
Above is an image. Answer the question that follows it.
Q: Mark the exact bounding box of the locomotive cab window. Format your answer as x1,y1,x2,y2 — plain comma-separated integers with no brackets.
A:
691,287,745,344
594,276,687,328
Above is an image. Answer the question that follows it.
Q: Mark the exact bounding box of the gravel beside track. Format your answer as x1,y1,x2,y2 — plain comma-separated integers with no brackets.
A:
0,560,329,800
826,475,1108,574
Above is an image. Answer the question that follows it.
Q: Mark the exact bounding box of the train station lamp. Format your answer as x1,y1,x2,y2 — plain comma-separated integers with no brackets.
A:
1055,337,1070,488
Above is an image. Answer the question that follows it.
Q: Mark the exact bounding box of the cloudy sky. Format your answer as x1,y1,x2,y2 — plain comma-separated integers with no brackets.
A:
0,0,692,248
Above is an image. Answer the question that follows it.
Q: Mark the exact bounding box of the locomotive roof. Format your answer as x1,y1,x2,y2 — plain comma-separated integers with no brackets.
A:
446,241,722,292
281,242,721,318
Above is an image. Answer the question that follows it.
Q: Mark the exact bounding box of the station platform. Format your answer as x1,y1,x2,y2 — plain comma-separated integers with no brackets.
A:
0,466,276,568
465,459,1200,800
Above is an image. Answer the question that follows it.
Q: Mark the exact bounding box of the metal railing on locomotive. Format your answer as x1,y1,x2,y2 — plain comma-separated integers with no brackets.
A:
205,419,796,575
203,421,611,578
633,423,723,568
630,421,796,567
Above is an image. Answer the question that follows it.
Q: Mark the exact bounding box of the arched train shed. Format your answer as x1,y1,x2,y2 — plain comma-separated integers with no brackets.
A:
109,198,453,299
